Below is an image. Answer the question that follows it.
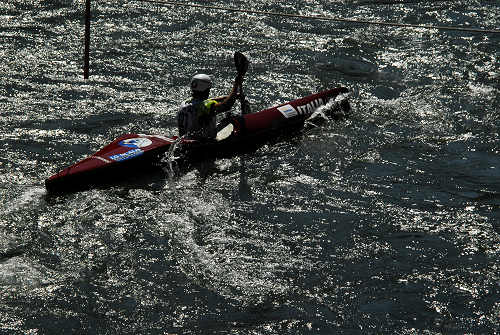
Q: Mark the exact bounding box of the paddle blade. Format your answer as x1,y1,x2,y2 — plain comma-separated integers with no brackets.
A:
234,52,249,76
215,123,234,142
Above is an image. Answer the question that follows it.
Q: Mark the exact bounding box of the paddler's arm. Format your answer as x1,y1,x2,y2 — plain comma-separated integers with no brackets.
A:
213,75,243,114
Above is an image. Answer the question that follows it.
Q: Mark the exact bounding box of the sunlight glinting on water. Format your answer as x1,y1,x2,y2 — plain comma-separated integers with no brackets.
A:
0,0,499,333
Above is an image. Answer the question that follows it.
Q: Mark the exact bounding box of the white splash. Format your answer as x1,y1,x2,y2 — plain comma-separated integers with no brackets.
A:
306,93,350,125
3,187,46,216
160,136,185,177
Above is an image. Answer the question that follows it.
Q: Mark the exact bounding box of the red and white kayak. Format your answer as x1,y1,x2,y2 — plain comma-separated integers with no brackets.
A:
45,87,349,193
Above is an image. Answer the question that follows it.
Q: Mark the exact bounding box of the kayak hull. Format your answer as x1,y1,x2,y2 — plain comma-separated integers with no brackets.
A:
45,87,349,193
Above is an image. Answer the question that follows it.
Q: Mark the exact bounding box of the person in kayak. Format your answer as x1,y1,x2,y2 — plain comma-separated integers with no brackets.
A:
177,73,243,141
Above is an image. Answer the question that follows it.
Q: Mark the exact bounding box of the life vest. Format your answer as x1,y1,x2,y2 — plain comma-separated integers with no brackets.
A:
177,98,218,140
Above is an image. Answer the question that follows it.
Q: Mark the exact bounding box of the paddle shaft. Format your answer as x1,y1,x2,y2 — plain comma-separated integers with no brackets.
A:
234,52,249,114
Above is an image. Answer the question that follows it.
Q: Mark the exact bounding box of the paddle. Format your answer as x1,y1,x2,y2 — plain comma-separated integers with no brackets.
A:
234,52,251,114
216,53,249,141
234,51,249,78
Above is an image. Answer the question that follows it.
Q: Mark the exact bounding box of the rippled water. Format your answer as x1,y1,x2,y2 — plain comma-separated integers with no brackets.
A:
1,0,499,334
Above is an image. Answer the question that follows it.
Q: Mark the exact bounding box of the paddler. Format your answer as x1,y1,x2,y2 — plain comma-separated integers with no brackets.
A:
177,73,244,141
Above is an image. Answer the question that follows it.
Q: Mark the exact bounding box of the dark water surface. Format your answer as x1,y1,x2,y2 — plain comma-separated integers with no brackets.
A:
1,0,499,334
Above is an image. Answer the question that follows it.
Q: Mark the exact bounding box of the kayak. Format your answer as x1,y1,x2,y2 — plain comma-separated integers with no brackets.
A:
45,87,350,193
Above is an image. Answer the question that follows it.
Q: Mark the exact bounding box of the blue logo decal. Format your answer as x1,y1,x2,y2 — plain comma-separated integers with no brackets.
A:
109,148,144,161
119,137,153,148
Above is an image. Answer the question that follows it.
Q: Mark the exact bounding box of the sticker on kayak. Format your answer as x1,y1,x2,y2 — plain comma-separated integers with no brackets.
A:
109,148,144,161
119,137,153,148
277,104,298,118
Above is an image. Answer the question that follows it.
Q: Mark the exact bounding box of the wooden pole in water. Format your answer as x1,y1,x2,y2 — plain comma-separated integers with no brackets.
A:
83,0,91,79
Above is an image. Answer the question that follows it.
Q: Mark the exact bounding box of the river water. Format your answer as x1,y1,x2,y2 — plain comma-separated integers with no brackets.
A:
1,0,499,334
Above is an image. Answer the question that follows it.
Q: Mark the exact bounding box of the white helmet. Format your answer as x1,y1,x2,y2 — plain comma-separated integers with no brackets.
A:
190,74,212,92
